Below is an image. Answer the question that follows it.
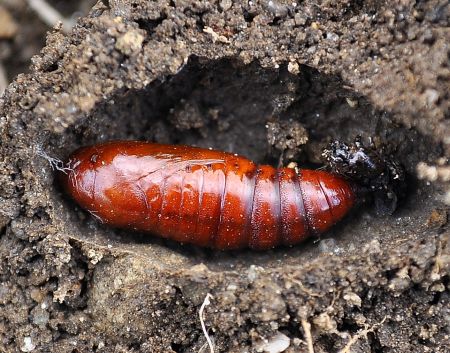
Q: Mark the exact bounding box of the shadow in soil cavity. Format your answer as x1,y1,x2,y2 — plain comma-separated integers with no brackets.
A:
53,56,440,269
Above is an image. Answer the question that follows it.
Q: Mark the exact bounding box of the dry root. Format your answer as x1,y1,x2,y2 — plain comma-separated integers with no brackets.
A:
338,317,387,353
199,293,215,353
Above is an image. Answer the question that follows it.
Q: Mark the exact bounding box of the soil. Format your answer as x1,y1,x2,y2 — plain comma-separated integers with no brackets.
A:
0,0,449,352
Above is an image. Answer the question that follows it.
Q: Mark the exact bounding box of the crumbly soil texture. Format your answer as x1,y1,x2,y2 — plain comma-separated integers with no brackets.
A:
0,0,449,352
0,0,97,82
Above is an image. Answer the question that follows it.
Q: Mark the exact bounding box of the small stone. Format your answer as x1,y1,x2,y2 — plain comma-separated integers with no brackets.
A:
422,29,435,44
430,283,445,292
318,238,339,254
363,239,381,254
294,13,307,26
388,267,411,294
219,0,233,11
267,1,289,18
444,190,450,205
257,332,290,353
10,219,27,240
346,97,358,108
30,288,45,303
326,32,339,41
292,338,301,346
87,248,104,265
424,88,440,106
0,283,11,304
343,292,362,307
31,306,50,327
287,61,300,74
226,284,238,291
247,265,263,282
313,312,337,332
21,337,35,352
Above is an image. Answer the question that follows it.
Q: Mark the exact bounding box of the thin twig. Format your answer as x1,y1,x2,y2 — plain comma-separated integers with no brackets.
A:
301,318,315,353
0,62,7,96
198,342,208,353
338,317,387,353
26,0,75,33
199,293,214,353
289,277,321,298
